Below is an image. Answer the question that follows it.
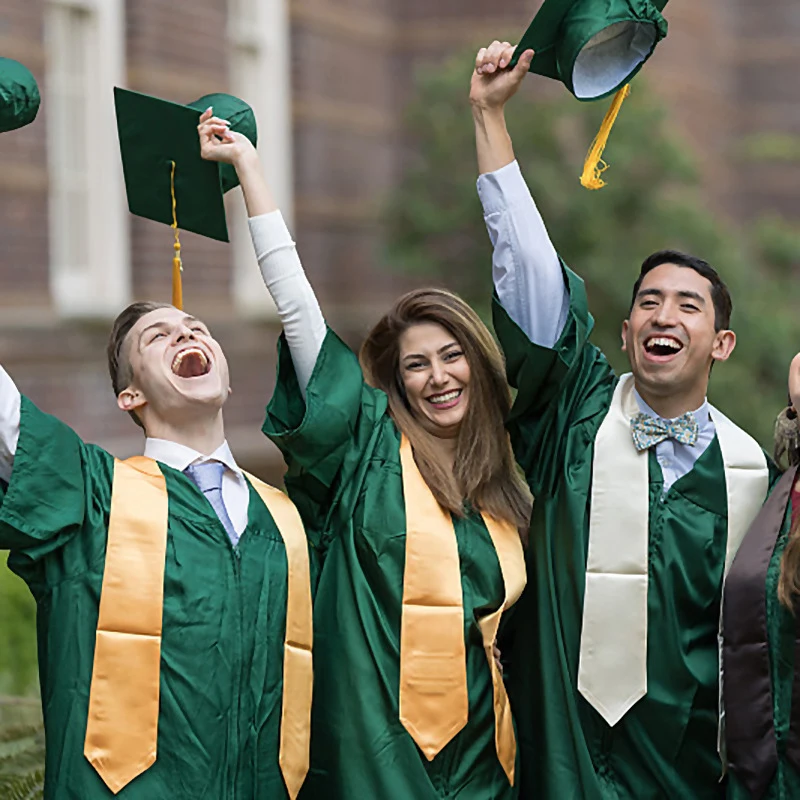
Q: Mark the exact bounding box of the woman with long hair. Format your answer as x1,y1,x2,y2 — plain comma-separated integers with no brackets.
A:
197,109,532,798
722,356,800,799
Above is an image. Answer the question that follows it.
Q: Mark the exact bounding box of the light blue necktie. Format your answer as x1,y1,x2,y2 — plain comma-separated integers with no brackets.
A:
184,461,239,546
630,411,700,452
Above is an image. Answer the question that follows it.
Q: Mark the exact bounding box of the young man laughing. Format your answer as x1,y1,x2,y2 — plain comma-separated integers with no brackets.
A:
470,39,776,799
0,87,313,799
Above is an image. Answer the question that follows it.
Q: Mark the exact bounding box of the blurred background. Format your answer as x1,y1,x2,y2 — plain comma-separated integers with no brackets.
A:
1,0,800,787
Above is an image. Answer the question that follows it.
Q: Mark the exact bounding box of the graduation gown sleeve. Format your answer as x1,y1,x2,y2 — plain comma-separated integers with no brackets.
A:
492,261,758,799
263,328,388,547
492,262,616,498
263,328,516,799
0,396,112,557
1,396,301,799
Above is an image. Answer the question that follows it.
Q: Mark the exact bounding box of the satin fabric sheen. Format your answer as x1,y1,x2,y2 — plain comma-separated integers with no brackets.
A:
263,329,519,799
0,398,311,799
84,457,169,794
725,475,800,799
397,434,469,760
491,265,779,799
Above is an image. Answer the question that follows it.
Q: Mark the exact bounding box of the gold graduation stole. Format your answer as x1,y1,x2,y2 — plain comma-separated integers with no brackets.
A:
398,435,526,784
84,457,313,798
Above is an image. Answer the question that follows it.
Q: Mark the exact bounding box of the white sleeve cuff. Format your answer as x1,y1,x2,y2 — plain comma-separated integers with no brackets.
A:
0,365,21,482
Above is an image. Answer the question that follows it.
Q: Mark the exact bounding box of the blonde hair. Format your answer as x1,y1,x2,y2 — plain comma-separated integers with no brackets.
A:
360,288,532,535
774,405,800,609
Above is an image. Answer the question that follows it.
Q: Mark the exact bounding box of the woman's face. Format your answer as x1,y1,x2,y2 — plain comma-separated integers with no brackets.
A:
398,322,471,439
789,352,800,411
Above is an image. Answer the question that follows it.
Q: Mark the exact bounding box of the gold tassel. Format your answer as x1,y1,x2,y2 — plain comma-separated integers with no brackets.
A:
580,84,631,191
169,161,183,309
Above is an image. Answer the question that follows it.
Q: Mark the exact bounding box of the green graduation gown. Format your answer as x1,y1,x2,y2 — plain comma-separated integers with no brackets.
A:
263,330,517,799
724,476,800,799
492,265,778,800
0,398,301,800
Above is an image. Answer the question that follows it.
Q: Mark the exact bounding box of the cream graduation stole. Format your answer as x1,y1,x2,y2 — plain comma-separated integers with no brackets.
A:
84,457,313,798
577,373,769,727
397,435,526,785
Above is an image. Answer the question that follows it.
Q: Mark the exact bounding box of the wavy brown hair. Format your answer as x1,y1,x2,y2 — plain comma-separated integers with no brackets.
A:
359,288,532,535
774,405,800,609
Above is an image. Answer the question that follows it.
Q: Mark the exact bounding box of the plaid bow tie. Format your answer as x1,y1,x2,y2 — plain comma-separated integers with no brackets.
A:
630,411,699,452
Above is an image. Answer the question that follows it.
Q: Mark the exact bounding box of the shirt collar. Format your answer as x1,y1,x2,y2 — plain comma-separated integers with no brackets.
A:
143,438,242,476
632,387,712,430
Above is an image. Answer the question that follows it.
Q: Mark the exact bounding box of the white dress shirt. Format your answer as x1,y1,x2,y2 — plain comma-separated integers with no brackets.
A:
144,438,249,536
0,365,20,484
633,391,715,492
478,159,716,489
477,160,568,348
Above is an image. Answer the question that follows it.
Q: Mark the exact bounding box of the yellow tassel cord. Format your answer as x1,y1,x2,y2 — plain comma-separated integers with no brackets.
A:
169,161,183,309
580,84,631,191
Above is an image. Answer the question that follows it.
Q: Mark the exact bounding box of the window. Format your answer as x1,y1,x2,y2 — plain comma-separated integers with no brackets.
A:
46,0,128,317
228,0,294,317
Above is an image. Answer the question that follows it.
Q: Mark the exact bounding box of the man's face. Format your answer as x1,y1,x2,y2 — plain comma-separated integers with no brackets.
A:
118,307,230,424
621,263,735,402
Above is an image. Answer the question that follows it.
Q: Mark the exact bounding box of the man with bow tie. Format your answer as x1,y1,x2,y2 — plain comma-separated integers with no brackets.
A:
469,40,778,799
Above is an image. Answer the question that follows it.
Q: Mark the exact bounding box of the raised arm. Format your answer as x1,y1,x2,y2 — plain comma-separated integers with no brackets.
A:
470,42,568,349
0,366,21,483
197,109,326,396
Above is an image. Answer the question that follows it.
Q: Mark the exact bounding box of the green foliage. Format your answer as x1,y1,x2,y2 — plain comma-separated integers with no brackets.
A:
386,51,800,448
0,554,43,787
752,214,800,274
0,700,44,799
738,132,800,163
0,561,37,696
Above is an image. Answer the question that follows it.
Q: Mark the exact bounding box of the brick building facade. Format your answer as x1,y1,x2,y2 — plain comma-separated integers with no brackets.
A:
0,0,797,479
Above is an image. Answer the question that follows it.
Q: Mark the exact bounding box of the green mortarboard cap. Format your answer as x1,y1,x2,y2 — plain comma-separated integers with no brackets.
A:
186,93,258,195
114,87,258,243
0,58,40,133
512,0,669,101
510,0,669,189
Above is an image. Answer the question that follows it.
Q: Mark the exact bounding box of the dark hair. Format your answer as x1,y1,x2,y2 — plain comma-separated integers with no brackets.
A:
360,288,532,535
629,250,732,331
107,301,172,429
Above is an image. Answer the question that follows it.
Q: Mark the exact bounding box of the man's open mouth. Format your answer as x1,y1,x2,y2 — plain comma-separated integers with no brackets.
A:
643,336,684,357
171,347,211,378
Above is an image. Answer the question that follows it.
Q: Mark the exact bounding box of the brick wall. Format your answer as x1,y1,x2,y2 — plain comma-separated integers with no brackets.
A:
646,0,737,213
0,0,288,480
127,0,234,306
0,3,48,310
290,0,404,318
732,0,800,220
0,0,798,481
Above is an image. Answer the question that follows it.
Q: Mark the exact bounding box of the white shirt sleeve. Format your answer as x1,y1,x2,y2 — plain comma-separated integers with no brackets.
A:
248,211,327,397
477,160,569,348
0,365,21,483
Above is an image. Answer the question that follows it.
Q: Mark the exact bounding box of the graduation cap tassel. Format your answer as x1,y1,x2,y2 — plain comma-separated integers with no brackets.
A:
580,84,631,191
169,160,184,309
